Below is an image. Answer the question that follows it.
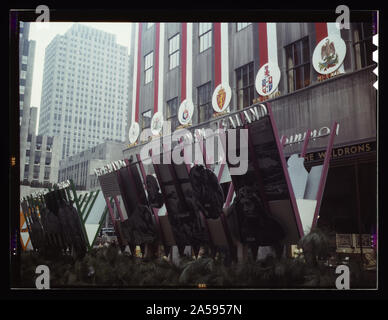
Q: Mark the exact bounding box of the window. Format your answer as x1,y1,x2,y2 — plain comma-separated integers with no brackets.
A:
235,62,255,110
199,23,212,52
144,51,154,84
141,110,152,131
285,37,311,92
44,167,51,180
168,34,180,70
166,98,179,131
236,23,251,31
197,82,213,123
353,23,374,70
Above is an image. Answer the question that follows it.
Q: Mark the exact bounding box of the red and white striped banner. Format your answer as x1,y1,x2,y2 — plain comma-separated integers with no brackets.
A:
212,23,231,113
256,22,280,98
134,23,143,124
178,23,194,125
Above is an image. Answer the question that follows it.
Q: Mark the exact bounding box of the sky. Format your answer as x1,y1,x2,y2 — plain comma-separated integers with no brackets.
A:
28,22,133,133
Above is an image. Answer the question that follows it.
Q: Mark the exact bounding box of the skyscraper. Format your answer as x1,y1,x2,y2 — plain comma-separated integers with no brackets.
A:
38,23,130,160
19,21,36,127
19,22,60,186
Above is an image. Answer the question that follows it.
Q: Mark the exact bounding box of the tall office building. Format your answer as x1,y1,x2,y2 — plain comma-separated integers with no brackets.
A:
19,22,60,186
19,21,36,174
19,21,36,127
38,23,130,160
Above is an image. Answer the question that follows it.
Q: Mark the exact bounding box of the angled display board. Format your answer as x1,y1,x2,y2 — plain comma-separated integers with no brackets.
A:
97,161,158,253
224,104,304,245
116,163,158,245
152,153,208,248
83,191,108,248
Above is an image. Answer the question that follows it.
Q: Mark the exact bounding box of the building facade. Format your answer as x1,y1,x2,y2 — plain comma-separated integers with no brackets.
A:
123,22,376,237
38,23,131,160
58,140,127,190
21,107,61,186
19,22,60,187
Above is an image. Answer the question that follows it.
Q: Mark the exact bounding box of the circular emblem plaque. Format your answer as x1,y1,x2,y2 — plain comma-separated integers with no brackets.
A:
151,112,164,136
128,122,140,144
178,99,194,125
312,34,346,75
255,61,281,96
212,83,232,113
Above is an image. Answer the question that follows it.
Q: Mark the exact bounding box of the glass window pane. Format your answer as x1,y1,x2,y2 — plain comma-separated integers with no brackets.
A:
249,86,254,105
293,42,301,66
295,67,303,90
303,64,310,87
302,38,310,63
354,43,362,70
287,70,294,93
242,67,248,87
243,88,249,108
248,64,254,85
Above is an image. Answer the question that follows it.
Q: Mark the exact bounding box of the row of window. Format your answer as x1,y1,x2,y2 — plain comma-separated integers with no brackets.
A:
141,23,373,91
140,23,373,129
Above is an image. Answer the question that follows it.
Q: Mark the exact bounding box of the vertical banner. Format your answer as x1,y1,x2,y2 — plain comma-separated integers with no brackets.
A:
129,23,141,145
153,23,160,114
135,23,143,123
212,23,231,114
178,23,194,126
158,23,165,116
151,23,165,136
255,23,281,100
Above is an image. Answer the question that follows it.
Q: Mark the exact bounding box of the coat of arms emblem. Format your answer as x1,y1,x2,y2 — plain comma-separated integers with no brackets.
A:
261,65,273,95
183,108,189,120
216,87,226,110
319,38,339,71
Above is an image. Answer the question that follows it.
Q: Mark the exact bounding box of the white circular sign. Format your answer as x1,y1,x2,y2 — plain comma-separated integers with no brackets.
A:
178,99,194,125
151,112,164,135
255,62,281,96
128,122,140,144
312,35,346,75
212,83,232,113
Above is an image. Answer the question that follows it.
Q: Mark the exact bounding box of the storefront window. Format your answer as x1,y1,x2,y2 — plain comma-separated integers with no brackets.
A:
318,161,376,234
235,62,254,110
141,109,152,131
197,82,213,123
168,34,180,70
353,23,374,70
236,23,251,32
144,51,153,84
166,97,179,131
199,23,212,53
285,37,310,92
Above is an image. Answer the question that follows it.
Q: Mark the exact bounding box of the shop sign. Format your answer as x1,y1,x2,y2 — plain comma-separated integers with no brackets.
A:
178,99,194,125
303,142,375,162
94,159,127,177
283,124,340,146
255,61,281,96
312,34,346,75
128,122,140,144
212,83,232,113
